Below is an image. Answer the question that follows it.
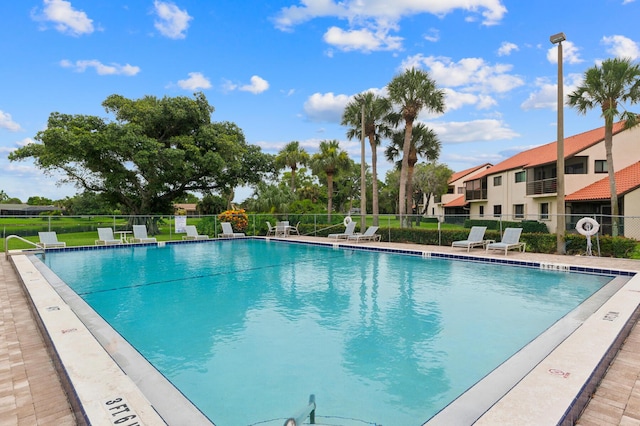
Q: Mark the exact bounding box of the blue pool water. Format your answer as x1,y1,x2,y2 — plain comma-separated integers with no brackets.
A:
44,240,612,425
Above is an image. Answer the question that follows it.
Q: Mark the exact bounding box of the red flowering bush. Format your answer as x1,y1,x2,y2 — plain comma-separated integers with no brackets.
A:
217,209,248,232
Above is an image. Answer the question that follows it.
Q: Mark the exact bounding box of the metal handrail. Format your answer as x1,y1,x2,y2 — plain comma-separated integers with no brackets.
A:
283,394,316,426
5,235,43,259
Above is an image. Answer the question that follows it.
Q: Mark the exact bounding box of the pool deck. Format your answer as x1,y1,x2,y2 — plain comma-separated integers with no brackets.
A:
2,238,640,425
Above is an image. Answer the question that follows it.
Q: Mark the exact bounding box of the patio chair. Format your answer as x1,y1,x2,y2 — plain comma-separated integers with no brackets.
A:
131,225,157,243
266,221,276,236
451,226,487,252
486,228,526,255
183,225,209,240
96,228,123,245
288,222,300,236
37,232,66,248
347,226,381,243
220,222,245,238
328,221,357,240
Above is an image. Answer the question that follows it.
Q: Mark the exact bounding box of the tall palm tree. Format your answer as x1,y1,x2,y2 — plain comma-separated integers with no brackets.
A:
387,68,445,226
567,57,640,236
310,140,350,221
386,123,441,221
341,92,393,226
275,141,310,192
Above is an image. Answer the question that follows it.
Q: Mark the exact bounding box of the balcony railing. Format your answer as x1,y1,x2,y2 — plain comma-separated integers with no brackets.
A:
526,178,557,195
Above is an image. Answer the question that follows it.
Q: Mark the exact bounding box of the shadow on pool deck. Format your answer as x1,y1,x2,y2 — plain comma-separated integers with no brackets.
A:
2,237,640,425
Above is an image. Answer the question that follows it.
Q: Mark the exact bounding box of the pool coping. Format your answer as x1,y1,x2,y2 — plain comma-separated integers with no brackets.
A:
9,237,640,425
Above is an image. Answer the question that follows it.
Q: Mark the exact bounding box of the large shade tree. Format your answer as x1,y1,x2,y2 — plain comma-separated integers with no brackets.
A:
275,140,309,192
9,93,273,223
387,68,445,226
341,91,393,226
567,57,640,236
310,140,350,221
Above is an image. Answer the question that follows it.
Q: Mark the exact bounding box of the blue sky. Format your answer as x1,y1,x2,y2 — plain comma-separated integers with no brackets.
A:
1,0,639,203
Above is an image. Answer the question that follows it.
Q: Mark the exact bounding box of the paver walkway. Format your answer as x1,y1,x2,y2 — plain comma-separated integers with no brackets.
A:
0,255,75,425
1,241,640,425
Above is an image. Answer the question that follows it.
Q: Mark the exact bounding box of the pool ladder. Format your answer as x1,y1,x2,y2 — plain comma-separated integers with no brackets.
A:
284,394,316,425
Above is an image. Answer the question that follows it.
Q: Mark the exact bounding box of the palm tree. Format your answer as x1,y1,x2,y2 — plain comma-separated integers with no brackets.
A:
387,68,445,226
341,92,393,226
567,58,640,236
310,140,350,221
275,141,310,192
386,123,441,222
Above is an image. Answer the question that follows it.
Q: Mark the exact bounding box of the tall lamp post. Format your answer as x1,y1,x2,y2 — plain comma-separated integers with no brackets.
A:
550,32,566,255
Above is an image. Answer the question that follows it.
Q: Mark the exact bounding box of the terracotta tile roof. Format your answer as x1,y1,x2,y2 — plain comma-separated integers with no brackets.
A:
566,161,640,201
444,195,467,207
449,163,492,183
467,121,628,181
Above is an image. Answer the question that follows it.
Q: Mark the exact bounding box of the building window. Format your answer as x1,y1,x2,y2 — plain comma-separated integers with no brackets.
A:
514,204,525,219
479,205,484,217
515,171,526,183
540,203,549,220
493,176,502,186
595,160,607,173
458,187,464,194
493,205,502,217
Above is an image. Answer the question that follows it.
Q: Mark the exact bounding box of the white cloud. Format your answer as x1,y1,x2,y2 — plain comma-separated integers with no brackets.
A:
547,40,582,64
153,0,192,39
431,119,520,143
401,54,525,95
443,89,497,111
497,41,518,56
0,111,22,132
323,26,403,52
424,28,440,43
602,35,640,60
60,59,140,76
303,92,351,122
240,76,270,94
34,0,94,36
274,0,507,31
177,72,212,90
520,73,582,111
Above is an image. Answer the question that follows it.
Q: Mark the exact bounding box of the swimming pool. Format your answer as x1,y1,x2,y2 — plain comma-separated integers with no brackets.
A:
40,239,615,425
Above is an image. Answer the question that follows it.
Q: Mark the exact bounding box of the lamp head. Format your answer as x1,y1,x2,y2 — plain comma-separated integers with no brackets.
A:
550,32,566,44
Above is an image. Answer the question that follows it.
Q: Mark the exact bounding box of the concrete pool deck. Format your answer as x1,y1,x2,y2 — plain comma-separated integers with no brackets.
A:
2,237,640,425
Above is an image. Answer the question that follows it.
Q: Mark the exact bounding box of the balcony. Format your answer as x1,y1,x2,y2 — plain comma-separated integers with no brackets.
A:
527,177,557,196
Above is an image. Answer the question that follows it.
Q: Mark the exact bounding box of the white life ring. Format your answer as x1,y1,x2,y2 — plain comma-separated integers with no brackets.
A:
343,216,353,226
576,217,599,236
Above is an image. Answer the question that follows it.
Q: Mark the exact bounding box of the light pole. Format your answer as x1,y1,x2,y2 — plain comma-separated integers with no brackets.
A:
360,101,367,232
550,32,566,254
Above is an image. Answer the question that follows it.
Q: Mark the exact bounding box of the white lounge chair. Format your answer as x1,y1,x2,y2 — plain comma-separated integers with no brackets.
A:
288,222,300,236
328,221,357,240
37,232,66,248
486,228,526,255
96,228,123,245
451,226,487,252
220,222,245,238
131,225,157,243
347,226,381,243
183,225,209,240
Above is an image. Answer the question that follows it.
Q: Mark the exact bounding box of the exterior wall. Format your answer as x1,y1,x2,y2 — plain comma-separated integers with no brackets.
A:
624,189,640,240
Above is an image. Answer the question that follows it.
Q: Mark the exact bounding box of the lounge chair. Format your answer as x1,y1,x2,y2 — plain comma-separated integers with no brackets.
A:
37,232,66,248
183,225,209,240
220,222,245,238
486,228,526,255
131,225,157,243
328,221,357,240
347,226,381,243
451,226,487,252
96,228,123,245
266,221,276,236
